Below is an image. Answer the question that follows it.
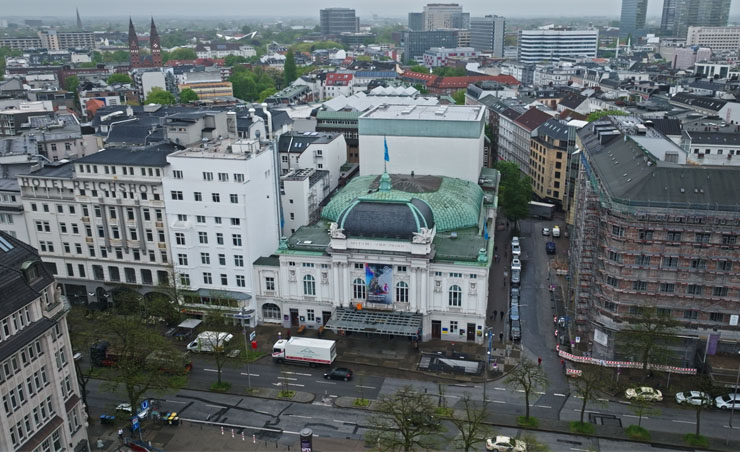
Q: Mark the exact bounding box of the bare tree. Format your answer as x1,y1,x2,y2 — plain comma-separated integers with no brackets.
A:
677,375,716,437
448,393,494,452
504,358,548,422
628,396,660,428
619,306,680,372
572,366,609,425
202,309,239,388
366,386,440,452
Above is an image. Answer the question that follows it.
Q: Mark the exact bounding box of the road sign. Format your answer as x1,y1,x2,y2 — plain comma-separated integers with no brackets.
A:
131,416,139,431
249,331,256,342
140,399,149,412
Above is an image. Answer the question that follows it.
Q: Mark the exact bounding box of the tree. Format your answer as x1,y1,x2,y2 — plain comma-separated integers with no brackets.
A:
67,307,99,418
202,310,239,389
168,47,198,61
144,87,176,105
452,89,466,105
504,358,547,422
619,306,680,372
366,386,440,451
63,75,80,93
586,110,628,122
627,395,660,428
224,54,248,66
495,161,533,226
283,48,297,84
179,88,199,103
107,73,132,85
678,376,715,438
448,394,494,452
433,66,467,77
572,366,609,426
408,64,429,73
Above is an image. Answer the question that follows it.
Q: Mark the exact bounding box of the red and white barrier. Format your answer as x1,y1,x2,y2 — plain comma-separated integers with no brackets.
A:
557,350,696,375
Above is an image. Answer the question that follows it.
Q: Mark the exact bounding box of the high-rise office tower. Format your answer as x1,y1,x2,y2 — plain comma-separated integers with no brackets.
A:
619,0,648,38
408,12,424,31
409,3,469,31
470,15,505,57
661,0,732,37
320,8,359,36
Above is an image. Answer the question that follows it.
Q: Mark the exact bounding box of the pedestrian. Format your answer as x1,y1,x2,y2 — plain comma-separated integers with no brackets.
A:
499,332,504,342
561,359,565,369
118,428,124,445
500,310,504,319
538,357,542,366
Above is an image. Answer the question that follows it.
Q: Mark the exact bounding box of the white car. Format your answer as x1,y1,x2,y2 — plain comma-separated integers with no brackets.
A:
511,258,521,271
116,401,151,418
486,435,527,452
542,227,550,236
625,387,663,402
675,391,711,406
715,394,740,410
511,243,521,257
511,236,520,247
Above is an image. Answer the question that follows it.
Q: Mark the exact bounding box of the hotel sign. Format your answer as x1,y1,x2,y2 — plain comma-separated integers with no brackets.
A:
19,176,160,194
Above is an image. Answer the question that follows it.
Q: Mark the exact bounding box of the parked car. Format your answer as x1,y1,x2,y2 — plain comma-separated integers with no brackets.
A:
510,287,520,299
715,393,740,410
675,391,712,406
323,367,353,381
511,237,521,256
542,227,550,236
511,270,520,284
545,241,556,255
552,225,561,237
510,305,520,321
625,387,663,402
511,258,521,271
486,435,527,451
510,293,519,308
511,320,521,341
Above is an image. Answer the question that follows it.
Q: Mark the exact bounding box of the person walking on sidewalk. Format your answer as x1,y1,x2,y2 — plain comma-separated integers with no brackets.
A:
538,357,542,366
118,428,124,445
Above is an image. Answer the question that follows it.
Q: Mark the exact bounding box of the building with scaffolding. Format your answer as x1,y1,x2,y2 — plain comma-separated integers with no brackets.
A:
569,115,740,365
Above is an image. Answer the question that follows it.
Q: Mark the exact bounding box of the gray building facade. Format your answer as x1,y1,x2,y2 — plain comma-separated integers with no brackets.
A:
320,8,359,36
619,0,648,38
470,15,505,57
661,0,732,37
402,30,460,63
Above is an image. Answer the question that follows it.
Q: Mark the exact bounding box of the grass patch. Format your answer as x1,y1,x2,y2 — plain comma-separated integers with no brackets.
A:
210,381,231,392
353,398,370,407
625,425,650,441
517,416,539,428
570,421,595,434
683,434,709,448
434,406,454,417
278,390,296,399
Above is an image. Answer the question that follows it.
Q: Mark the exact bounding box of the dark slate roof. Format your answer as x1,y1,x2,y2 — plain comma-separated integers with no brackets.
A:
538,119,569,141
559,93,587,109
253,255,280,266
277,132,340,154
105,118,163,145
686,131,740,146
588,137,740,210
500,108,524,121
649,118,682,136
75,142,182,167
337,198,435,240
514,108,552,131
28,162,75,178
0,231,55,319
670,92,728,112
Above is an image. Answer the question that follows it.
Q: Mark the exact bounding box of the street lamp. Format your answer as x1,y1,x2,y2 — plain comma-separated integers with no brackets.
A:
483,327,493,403
726,350,740,445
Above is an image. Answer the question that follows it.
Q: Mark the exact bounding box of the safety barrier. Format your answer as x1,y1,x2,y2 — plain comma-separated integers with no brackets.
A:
557,349,697,375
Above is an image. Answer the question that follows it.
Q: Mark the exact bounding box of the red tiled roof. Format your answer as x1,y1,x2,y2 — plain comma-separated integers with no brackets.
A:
514,108,553,131
435,75,521,88
401,71,439,82
326,72,354,86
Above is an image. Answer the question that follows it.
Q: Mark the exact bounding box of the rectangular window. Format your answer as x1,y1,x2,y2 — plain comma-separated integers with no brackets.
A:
218,172,228,182
230,194,238,203
661,257,678,269
234,255,244,267
212,193,220,203
203,272,212,284
220,274,228,285
632,280,647,291
196,215,206,223
608,251,621,263
194,192,202,201
171,191,183,200
691,259,706,270
216,233,224,245
684,309,698,320
397,266,407,272
606,276,618,287
634,255,650,266
718,260,733,271
203,172,213,181
667,231,681,242
173,170,183,179
175,233,185,245
234,173,245,183
713,286,729,297
232,234,242,246
638,230,654,240
178,254,188,266
659,283,675,293
687,284,703,295
695,233,710,243
198,232,208,244
354,263,364,270
265,277,275,291
710,312,725,322
611,225,624,237
218,254,226,265
236,275,246,287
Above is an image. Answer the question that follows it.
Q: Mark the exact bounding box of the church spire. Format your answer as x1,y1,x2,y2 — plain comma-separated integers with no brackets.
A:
150,17,162,67
128,18,141,69
76,8,83,29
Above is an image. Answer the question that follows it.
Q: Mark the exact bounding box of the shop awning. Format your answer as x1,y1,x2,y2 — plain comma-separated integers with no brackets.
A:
326,308,422,336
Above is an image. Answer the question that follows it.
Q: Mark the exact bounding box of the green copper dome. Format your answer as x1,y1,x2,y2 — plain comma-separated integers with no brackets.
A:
322,174,484,232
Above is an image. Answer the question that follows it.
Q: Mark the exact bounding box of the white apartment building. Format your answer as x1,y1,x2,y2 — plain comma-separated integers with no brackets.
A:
253,172,496,344
686,26,740,53
195,43,256,59
277,132,347,191
281,168,331,236
162,139,280,325
518,29,599,63
358,104,486,184
422,47,477,68
19,144,176,305
0,232,87,452
0,181,29,243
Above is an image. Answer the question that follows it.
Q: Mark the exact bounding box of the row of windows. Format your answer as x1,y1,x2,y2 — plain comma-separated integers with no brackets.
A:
607,277,734,298
178,253,244,267
0,306,32,344
176,214,242,227
612,226,739,246
174,232,242,247
1,339,43,383
351,279,410,302
89,265,168,286
606,249,734,271
171,191,241,204
172,171,246,183
604,303,729,323
78,163,161,177
8,399,58,450
2,366,50,416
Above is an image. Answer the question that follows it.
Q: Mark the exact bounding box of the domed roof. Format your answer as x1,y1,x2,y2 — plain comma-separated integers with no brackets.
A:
323,174,483,233
336,198,434,240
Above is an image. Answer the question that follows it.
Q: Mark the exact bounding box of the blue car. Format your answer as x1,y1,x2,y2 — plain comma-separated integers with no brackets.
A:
546,242,556,255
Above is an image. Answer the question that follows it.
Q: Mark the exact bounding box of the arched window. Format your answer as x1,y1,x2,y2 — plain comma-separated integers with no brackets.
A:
396,281,409,303
262,303,281,320
353,278,366,299
303,275,316,296
448,285,462,307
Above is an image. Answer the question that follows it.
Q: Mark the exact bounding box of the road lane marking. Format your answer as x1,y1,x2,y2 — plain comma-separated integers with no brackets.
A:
164,400,188,404
491,400,506,404
356,385,376,389
182,418,304,436
288,415,313,419
277,376,297,381
316,380,336,384
288,383,305,387
597,398,609,402
516,389,525,393
534,405,552,409
535,392,546,395
494,387,506,391
672,420,695,424
295,372,312,376
240,372,260,377
206,404,225,408
573,409,601,414
329,395,338,398
554,393,567,397
203,368,217,372
724,425,740,429
623,415,648,419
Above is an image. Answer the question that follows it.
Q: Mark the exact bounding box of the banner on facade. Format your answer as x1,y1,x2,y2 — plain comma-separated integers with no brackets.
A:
365,263,393,304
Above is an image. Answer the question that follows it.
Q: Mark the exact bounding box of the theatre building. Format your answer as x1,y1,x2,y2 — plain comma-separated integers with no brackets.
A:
253,171,498,343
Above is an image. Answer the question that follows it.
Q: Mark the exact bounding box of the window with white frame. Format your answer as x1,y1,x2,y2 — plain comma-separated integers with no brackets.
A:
353,278,366,299
448,285,462,306
303,275,316,296
396,281,409,302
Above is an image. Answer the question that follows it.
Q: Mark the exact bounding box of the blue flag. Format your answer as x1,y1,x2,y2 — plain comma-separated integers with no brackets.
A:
384,136,389,162
484,222,489,241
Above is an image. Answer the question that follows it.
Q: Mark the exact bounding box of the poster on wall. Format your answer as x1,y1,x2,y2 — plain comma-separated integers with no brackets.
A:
365,263,393,304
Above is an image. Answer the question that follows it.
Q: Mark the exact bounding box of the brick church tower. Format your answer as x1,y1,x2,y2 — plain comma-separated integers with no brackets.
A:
150,18,162,67
128,18,141,69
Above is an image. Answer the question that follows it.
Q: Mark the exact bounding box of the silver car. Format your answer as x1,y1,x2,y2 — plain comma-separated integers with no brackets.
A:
715,394,740,410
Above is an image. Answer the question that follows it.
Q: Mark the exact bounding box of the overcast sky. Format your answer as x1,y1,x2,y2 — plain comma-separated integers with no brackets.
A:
4,0,739,19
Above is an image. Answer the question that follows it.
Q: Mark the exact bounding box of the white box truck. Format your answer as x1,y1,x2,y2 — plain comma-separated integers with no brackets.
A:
186,331,234,353
272,337,337,366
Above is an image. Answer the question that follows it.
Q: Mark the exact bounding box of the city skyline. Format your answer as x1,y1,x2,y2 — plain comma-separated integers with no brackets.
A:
3,0,739,19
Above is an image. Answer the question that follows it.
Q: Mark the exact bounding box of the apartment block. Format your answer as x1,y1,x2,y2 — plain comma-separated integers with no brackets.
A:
529,119,569,207
686,26,740,53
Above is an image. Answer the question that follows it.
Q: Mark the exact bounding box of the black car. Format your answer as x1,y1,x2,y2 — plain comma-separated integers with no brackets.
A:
324,367,353,381
545,241,556,255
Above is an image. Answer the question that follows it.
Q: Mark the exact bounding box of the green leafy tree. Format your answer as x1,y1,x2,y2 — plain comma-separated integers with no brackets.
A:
366,386,441,451
63,75,80,93
618,306,680,372
452,89,466,105
107,73,132,85
448,393,494,452
284,48,298,84
504,358,548,422
168,47,198,61
224,54,248,66
586,110,628,122
144,87,176,105
495,161,533,226
408,64,429,73
179,88,199,103
433,66,467,76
